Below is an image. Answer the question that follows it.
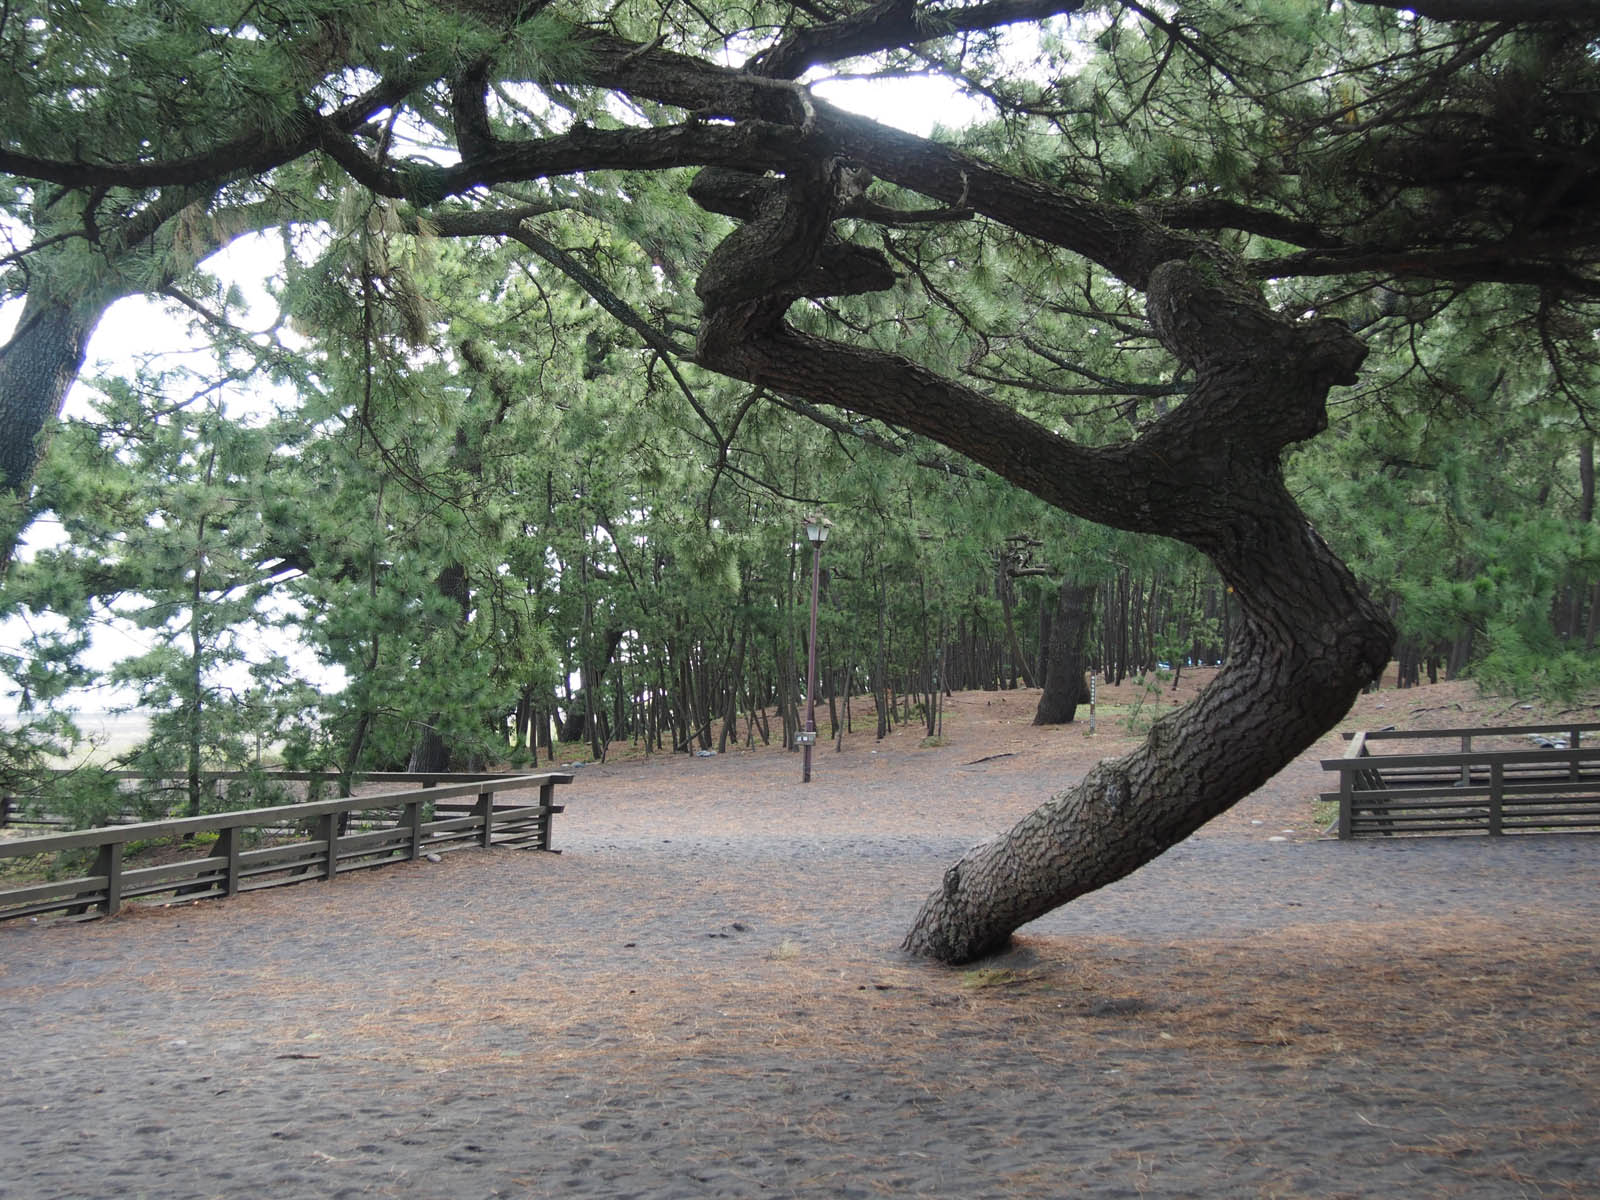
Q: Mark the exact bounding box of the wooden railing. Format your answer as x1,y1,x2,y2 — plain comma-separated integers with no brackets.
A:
0,770,562,829
1323,723,1600,839
0,771,572,922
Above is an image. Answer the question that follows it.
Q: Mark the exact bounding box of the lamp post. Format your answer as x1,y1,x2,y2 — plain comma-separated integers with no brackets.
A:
801,515,830,783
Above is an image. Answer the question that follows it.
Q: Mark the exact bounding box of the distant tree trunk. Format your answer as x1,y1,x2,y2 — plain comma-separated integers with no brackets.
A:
1115,569,1131,684
338,528,387,794
559,626,625,742
1577,438,1596,646
1037,596,1051,685
875,561,890,739
407,563,471,772
718,625,749,753
1396,642,1420,688
406,725,451,774
1034,579,1094,725
996,558,1035,688
585,664,602,760
827,648,842,746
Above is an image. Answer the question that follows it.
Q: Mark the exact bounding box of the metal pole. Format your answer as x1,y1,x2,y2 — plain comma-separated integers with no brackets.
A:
803,534,822,783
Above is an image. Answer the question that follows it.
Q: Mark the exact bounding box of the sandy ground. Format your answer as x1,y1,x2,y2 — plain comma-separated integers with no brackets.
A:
1,677,1597,1199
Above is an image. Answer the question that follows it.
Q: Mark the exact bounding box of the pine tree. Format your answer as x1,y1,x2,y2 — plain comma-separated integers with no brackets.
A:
4,0,1598,960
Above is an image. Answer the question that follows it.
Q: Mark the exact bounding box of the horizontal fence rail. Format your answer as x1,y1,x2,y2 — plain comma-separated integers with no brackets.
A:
0,772,572,923
1323,723,1600,840
0,770,554,830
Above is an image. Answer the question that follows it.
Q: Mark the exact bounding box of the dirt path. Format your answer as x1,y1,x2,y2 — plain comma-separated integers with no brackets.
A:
1,683,1597,1198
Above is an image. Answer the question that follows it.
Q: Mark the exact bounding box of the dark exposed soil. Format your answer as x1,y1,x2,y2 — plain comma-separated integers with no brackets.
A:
1,676,1597,1199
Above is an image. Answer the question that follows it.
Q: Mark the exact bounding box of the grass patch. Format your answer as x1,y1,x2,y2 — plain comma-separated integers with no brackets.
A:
1312,796,1340,832
960,967,1028,990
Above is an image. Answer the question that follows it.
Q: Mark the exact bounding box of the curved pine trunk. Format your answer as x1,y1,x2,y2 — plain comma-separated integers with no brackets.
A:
901,490,1392,962
689,161,1396,966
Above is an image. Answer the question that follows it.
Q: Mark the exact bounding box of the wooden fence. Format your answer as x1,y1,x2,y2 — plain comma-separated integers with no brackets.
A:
1323,723,1600,839
0,771,572,922
0,770,558,830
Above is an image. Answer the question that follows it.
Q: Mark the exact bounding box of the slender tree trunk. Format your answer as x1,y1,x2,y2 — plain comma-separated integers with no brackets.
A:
996,559,1035,688
339,511,387,794
1581,438,1596,648
1115,569,1130,685
186,517,207,819
718,624,749,753
407,560,472,773
585,662,602,760
827,648,841,745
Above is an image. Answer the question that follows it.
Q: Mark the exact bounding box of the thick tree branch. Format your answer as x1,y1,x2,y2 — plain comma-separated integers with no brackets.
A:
0,72,424,191
765,391,975,477
689,156,1361,541
750,0,1091,79
568,33,1212,288
404,202,566,238
318,118,816,205
1144,198,1348,251
1251,243,1600,297
1350,0,1600,20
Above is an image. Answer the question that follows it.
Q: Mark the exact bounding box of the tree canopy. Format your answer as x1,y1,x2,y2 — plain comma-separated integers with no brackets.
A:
3,0,1598,961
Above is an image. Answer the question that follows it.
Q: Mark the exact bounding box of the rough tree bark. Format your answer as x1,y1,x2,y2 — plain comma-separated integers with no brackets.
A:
0,290,104,574
689,156,1393,964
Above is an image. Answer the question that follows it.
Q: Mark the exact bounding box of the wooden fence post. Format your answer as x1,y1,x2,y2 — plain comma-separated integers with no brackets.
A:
95,842,122,916
1488,760,1504,836
538,780,555,851
319,812,339,879
402,800,423,860
477,787,495,848
220,826,241,898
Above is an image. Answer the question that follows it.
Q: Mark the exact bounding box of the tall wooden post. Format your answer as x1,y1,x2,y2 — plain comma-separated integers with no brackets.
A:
802,517,829,783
